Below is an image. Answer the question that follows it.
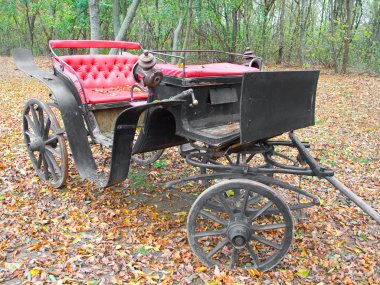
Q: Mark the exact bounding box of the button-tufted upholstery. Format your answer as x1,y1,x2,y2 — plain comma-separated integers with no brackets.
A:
54,54,260,104
54,55,148,104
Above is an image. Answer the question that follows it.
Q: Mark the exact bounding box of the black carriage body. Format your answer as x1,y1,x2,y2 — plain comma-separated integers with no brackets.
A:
136,71,319,152
12,42,380,273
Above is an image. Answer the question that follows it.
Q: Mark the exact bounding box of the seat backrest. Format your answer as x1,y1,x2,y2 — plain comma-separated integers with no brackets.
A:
59,54,139,89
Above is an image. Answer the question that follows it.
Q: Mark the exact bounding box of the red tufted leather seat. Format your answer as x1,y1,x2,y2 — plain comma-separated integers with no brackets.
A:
53,55,148,104
54,54,259,104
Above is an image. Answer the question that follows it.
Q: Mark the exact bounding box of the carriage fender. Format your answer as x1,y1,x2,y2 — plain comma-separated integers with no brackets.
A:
11,48,98,181
106,100,182,187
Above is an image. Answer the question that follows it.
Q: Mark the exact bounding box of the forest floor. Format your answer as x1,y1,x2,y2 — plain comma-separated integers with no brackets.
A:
0,57,379,284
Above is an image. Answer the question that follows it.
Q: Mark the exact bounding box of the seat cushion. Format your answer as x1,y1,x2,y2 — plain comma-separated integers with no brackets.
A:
84,87,148,104
156,62,259,78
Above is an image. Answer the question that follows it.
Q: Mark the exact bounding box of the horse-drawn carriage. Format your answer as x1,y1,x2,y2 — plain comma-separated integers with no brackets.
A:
12,40,379,272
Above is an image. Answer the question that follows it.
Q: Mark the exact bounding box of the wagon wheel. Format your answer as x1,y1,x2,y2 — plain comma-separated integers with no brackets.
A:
131,119,164,165
132,149,164,165
23,98,68,188
187,179,293,271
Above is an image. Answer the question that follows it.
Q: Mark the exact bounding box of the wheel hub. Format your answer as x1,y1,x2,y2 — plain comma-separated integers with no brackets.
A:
227,222,252,249
29,137,45,152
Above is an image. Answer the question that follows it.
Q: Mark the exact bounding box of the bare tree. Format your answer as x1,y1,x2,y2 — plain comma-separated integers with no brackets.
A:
299,0,307,66
113,0,121,38
261,0,276,59
341,0,362,73
110,0,141,55
178,0,193,64
171,1,185,64
22,0,40,49
277,0,285,63
88,0,101,54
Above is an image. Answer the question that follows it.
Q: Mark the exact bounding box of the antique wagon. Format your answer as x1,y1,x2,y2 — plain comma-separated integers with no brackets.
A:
12,40,380,271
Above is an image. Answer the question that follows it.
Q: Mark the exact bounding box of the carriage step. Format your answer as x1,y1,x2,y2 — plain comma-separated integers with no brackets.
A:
197,122,240,137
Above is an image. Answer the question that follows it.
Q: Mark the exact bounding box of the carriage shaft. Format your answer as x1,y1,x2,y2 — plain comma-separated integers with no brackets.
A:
326,176,380,224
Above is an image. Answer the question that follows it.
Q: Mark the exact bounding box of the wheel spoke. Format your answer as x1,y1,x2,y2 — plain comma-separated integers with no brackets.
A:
200,210,228,226
45,145,62,158
38,107,45,136
206,238,229,258
204,201,226,213
24,114,39,135
252,223,286,231
250,201,273,221
30,106,41,135
45,135,58,145
45,151,62,176
25,130,37,139
251,234,282,250
229,248,238,269
218,193,235,220
240,190,250,218
246,244,260,268
193,228,226,238
44,152,58,181
247,193,260,205
232,189,240,205
43,118,51,138
37,153,43,168
42,154,49,180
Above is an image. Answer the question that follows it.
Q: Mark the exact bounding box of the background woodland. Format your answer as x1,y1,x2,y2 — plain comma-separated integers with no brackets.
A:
0,0,380,73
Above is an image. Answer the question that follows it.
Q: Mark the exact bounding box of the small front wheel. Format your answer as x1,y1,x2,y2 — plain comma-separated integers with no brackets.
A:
23,98,68,188
187,179,293,271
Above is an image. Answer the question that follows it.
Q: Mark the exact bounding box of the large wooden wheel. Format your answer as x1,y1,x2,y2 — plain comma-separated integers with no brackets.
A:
187,179,293,271
23,98,68,188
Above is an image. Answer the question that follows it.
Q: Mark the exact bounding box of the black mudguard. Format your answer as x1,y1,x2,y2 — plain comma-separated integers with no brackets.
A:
132,107,188,154
12,48,98,181
108,100,182,186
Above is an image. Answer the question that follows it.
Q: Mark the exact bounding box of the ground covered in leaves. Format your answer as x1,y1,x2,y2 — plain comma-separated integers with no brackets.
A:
0,57,379,284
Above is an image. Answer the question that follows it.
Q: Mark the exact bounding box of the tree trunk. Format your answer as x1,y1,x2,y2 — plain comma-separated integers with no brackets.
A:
113,0,121,38
261,9,268,59
171,17,184,64
110,0,141,55
230,8,238,61
178,0,193,64
329,0,340,73
261,0,275,59
299,0,307,66
341,0,353,73
88,0,101,54
277,0,285,64
24,2,36,49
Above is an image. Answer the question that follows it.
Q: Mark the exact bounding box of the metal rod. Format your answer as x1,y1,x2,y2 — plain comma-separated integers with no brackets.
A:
326,176,380,224
152,49,245,57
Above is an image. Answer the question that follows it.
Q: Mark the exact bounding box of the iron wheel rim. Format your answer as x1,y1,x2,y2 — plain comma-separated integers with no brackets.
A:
187,179,293,271
23,99,68,188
